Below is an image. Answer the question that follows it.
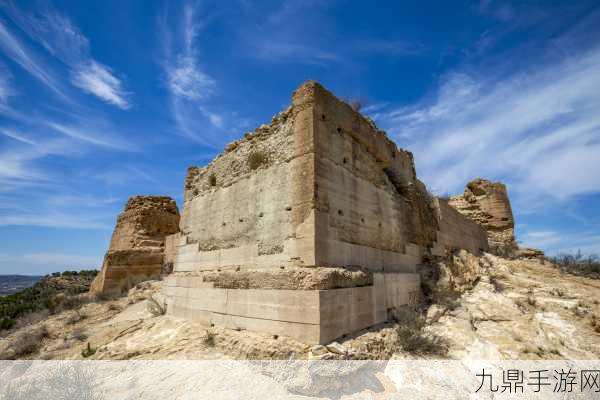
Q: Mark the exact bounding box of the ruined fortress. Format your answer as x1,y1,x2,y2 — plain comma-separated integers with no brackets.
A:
91,81,518,344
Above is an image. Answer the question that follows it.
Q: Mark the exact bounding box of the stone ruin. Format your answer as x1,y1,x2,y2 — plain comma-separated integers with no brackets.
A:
90,81,523,344
448,179,518,256
90,196,180,295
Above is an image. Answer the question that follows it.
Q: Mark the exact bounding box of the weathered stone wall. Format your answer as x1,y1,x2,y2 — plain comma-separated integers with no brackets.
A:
90,196,180,295
165,81,490,344
307,83,441,271
432,198,490,256
175,104,317,272
448,179,516,256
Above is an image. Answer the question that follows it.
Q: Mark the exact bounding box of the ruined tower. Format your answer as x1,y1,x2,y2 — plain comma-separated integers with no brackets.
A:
90,196,180,295
448,179,517,256
161,81,489,344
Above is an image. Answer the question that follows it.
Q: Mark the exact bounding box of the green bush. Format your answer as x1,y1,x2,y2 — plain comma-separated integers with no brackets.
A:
0,317,15,330
248,151,266,170
0,269,98,332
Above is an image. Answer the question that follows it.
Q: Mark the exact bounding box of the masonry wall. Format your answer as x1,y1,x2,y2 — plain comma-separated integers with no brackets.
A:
433,198,489,255
448,179,516,255
175,103,317,272
164,81,493,344
303,82,438,271
90,196,180,295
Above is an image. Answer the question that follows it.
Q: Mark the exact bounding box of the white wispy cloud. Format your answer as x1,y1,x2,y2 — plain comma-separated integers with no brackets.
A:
521,230,600,256
1,2,131,108
376,46,600,205
45,121,130,150
241,1,424,66
71,61,130,109
160,2,232,146
0,19,65,97
0,128,36,145
167,55,214,101
0,63,14,103
0,138,69,185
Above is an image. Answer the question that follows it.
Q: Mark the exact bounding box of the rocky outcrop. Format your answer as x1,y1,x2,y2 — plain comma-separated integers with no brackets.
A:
90,196,180,295
448,179,517,256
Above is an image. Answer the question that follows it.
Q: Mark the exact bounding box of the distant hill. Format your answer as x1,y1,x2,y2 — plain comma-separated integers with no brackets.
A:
0,275,43,296
0,270,98,330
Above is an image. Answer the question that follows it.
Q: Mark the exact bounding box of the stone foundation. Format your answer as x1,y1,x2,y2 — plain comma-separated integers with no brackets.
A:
165,271,420,344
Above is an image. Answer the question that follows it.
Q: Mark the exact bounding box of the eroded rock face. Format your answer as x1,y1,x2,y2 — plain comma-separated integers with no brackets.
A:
90,196,180,295
448,179,517,256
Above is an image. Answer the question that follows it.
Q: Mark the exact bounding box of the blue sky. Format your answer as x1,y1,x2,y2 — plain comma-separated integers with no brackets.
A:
1,0,599,275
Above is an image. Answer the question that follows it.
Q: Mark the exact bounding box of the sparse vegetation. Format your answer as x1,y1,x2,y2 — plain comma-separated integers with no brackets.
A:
203,328,217,347
0,270,97,333
0,324,49,359
431,286,460,311
94,289,121,302
248,151,267,170
146,295,167,316
393,307,447,356
208,173,217,187
551,251,600,278
71,327,88,342
81,342,96,358
65,310,86,325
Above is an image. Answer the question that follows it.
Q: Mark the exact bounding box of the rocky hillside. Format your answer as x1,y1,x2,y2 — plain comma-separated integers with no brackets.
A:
0,270,98,332
0,254,598,361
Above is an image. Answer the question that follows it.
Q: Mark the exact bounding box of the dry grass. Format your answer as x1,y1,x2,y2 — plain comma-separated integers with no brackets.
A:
0,324,49,359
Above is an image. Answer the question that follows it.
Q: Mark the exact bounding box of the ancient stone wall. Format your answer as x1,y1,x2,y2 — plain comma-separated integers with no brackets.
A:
431,198,490,256
164,81,490,344
174,104,317,272
448,179,516,256
307,82,441,271
90,196,180,295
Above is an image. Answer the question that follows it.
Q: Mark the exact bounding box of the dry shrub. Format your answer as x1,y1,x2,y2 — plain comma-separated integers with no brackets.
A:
147,295,167,316
393,307,447,356
431,286,460,311
248,151,266,170
71,327,88,342
0,324,49,359
65,310,86,325
94,289,122,302
208,173,217,186
203,328,217,347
